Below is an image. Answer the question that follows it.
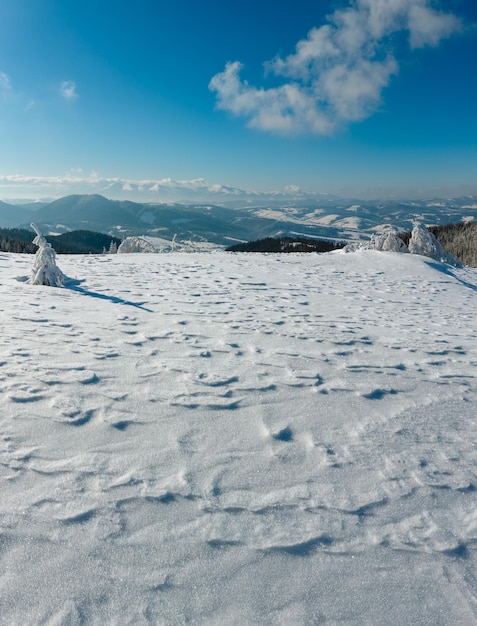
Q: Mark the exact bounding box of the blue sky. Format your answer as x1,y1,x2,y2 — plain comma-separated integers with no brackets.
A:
0,0,476,201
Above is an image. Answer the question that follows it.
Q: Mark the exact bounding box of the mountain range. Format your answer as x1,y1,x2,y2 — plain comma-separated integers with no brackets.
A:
1,193,476,246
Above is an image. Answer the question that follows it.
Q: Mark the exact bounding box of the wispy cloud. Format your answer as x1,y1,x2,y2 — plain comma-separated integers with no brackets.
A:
0,71,13,100
60,80,78,100
209,0,462,135
0,71,37,110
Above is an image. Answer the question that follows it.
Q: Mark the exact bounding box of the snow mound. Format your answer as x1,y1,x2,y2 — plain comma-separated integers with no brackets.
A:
118,236,157,253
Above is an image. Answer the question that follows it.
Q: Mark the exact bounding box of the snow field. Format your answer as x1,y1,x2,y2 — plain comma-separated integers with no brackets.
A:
0,250,476,624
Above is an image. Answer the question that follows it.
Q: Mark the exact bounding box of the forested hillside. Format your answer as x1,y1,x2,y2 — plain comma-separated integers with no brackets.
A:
0,228,37,253
47,230,122,254
429,222,477,267
0,228,121,254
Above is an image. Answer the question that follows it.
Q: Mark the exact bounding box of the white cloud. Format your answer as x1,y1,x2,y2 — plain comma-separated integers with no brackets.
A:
209,0,462,135
209,61,334,135
0,172,475,202
283,184,302,194
0,174,213,197
408,4,461,48
0,173,301,201
60,80,78,100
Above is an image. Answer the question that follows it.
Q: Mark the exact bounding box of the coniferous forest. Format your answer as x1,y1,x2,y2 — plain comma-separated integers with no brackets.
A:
0,228,122,255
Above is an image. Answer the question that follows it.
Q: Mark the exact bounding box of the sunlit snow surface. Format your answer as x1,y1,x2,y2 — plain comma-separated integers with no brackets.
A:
1,250,477,624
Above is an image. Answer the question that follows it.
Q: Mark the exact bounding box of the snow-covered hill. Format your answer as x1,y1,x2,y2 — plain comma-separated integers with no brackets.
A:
1,249,477,624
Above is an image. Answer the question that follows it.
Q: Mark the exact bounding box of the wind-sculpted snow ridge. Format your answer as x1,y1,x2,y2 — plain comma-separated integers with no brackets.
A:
1,249,477,624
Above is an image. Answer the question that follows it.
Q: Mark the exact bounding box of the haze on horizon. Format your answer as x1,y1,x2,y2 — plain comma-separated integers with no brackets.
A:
0,0,476,203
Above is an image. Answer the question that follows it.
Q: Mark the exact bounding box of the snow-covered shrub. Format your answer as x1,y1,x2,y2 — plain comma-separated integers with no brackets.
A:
369,233,408,252
28,224,67,287
342,240,366,253
408,224,457,263
117,236,156,254
343,233,407,253
344,226,458,264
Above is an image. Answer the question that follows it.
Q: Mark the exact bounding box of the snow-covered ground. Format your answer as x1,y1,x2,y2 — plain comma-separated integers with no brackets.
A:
1,249,477,624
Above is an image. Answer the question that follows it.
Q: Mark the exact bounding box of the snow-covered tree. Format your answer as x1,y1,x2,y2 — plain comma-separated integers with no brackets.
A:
344,226,457,264
108,240,118,254
343,232,407,253
369,233,408,252
28,224,67,287
408,224,454,262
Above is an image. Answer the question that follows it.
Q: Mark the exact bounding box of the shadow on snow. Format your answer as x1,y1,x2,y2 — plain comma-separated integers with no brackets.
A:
64,279,153,312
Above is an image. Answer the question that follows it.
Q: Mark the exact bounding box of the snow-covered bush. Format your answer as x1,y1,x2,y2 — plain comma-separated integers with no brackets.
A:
408,224,444,259
344,225,457,264
117,236,156,254
408,224,457,263
343,233,407,253
369,233,408,252
342,240,365,253
28,224,66,287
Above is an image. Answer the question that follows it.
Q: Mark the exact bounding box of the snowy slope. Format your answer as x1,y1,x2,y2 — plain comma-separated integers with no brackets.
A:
1,250,477,624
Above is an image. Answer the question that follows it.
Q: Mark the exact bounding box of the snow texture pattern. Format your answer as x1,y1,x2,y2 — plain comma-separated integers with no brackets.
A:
1,248,477,624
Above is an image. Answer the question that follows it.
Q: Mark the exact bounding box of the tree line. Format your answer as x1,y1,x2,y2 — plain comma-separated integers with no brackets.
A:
226,236,344,253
